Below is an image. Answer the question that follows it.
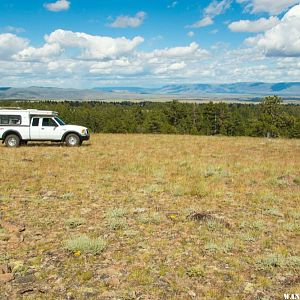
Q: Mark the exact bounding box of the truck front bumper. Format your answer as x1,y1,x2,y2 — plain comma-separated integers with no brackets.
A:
80,134,90,141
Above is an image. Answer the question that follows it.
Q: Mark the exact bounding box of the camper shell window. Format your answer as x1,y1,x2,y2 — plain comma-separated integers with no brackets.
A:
0,115,22,125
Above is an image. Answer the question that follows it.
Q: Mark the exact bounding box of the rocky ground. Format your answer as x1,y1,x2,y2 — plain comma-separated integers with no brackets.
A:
0,134,299,299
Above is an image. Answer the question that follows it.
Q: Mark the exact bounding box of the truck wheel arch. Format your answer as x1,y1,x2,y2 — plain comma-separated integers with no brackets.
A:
2,130,23,143
62,131,81,142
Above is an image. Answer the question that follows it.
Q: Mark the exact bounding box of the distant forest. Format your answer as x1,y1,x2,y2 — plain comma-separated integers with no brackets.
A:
1,96,300,138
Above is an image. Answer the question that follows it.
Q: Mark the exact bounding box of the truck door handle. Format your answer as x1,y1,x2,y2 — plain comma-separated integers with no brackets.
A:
41,128,45,130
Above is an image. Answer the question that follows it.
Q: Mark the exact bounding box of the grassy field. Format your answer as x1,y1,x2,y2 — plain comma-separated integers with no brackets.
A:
0,134,299,299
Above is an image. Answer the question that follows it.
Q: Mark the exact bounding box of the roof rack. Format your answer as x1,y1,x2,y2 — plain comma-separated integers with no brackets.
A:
27,109,58,116
0,107,22,110
0,108,58,115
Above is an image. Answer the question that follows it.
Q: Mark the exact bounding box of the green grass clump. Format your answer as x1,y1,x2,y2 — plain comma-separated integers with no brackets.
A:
105,208,128,230
138,212,161,225
206,220,222,231
65,217,86,228
257,254,300,269
172,184,186,196
62,192,74,200
142,184,163,194
282,222,300,232
241,233,256,242
0,224,9,241
205,242,219,253
293,176,300,185
258,254,284,268
263,207,283,217
251,220,265,230
203,166,229,178
186,267,204,278
65,235,106,255
105,208,127,218
107,218,127,230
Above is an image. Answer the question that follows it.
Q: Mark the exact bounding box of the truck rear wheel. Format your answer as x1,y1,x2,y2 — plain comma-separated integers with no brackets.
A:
65,133,81,147
5,134,20,148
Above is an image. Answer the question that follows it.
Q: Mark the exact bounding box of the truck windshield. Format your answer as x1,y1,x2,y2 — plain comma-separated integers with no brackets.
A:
54,117,65,125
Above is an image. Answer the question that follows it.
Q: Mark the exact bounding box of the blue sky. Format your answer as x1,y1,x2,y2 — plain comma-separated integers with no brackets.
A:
1,1,244,48
0,0,300,87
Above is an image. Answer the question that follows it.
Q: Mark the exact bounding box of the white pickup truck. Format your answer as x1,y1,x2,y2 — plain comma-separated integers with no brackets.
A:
0,108,90,147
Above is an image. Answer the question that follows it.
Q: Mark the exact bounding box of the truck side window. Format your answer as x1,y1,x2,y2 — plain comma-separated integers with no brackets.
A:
0,115,21,125
0,116,9,124
32,118,39,126
9,116,21,125
42,118,57,127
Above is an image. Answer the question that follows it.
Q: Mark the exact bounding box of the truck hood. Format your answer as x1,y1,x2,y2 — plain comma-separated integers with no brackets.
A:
61,125,88,132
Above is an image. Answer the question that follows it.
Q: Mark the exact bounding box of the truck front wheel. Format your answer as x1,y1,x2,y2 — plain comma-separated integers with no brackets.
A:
65,133,81,147
5,134,21,148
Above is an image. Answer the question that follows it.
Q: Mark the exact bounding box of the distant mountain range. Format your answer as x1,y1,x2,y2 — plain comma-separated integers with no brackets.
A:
95,82,300,95
0,82,300,102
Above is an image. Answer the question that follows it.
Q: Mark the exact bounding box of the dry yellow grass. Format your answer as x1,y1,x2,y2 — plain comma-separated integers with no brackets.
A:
0,134,299,299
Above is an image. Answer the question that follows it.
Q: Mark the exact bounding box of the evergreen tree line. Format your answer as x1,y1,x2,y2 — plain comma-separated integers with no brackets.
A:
2,96,300,138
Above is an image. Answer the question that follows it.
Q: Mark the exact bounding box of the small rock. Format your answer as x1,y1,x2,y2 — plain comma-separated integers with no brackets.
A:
102,268,119,277
18,225,26,232
0,273,14,283
277,275,287,283
188,290,196,297
44,191,56,197
101,291,116,298
14,274,36,284
42,191,57,200
82,288,98,298
133,207,146,213
66,292,75,300
244,282,255,293
0,264,10,274
106,277,120,287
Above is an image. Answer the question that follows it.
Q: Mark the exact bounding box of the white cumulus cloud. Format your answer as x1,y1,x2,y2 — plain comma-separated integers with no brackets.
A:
245,4,300,57
44,0,70,12
189,16,214,28
168,1,178,8
151,42,204,58
229,16,279,32
204,0,232,17
2,28,300,87
13,43,62,62
237,0,299,15
4,26,25,33
188,0,231,28
108,11,147,28
0,33,28,60
44,29,144,59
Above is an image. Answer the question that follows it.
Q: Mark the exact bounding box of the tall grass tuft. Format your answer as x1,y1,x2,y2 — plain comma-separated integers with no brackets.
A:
65,235,106,255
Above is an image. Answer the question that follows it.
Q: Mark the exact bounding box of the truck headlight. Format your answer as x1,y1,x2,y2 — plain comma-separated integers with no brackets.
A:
81,129,86,134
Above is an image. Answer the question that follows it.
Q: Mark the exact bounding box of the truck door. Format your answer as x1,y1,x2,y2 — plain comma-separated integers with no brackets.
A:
39,117,61,140
30,117,41,139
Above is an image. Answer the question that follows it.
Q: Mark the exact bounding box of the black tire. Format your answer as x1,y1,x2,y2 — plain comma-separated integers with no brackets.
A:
5,134,20,148
65,133,81,147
